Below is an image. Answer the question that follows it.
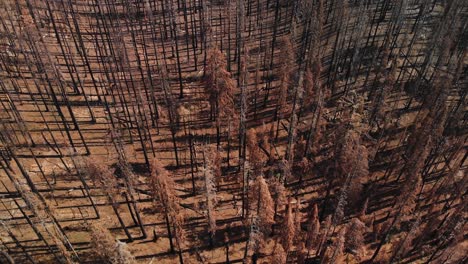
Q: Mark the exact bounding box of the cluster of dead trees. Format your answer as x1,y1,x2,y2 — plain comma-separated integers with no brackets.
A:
0,0,466,263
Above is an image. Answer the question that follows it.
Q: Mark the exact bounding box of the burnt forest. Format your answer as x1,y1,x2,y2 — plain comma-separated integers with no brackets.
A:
0,0,466,263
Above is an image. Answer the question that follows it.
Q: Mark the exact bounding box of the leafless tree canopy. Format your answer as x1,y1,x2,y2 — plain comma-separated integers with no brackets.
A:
0,0,466,263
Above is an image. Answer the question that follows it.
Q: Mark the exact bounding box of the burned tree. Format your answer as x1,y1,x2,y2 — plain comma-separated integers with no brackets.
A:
149,159,185,263
89,221,135,264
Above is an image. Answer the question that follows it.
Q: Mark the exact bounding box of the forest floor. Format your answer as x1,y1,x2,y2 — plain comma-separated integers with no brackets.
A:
1,0,466,263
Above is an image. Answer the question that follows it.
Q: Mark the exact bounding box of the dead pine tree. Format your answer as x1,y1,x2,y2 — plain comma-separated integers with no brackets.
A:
279,199,297,258
388,217,420,263
306,204,320,257
285,56,306,162
159,65,181,167
321,228,346,264
395,82,449,213
240,174,276,263
200,145,219,247
89,221,136,264
344,218,367,261
246,129,268,177
274,35,296,144
251,175,275,237
268,176,287,235
243,214,266,264
83,157,133,242
204,46,237,147
13,180,78,264
323,112,369,217
149,159,185,264
112,131,147,239
270,243,287,264
303,63,328,158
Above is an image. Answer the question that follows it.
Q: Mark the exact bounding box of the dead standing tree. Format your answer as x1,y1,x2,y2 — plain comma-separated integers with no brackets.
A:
274,36,295,124
82,157,134,242
89,221,136,264
0,1,467,263
305,203,320,257
200,145,219,247
246,128,268,177
250,175,275,237
204,46,237,147
111,131,147,239
280,200,297,256
159,64,181,167
12,180,79,263
149,159,185,264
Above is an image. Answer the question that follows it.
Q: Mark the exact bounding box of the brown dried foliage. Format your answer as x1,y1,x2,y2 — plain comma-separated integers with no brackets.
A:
306,204,320,252
334,129,369,208
271,243,287,264
281,202,296,252
83,157,120,201
251,175,275,235
247,128,268,176
345,218,367,260
202,146,219,238
89,221,135,264
205,46,236,122
323,228,346,264
268,176,287,211
277,36,295,116
149,159,186,244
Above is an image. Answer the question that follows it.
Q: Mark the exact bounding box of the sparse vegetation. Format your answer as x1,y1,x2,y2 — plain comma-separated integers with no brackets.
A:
0,0,466,263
